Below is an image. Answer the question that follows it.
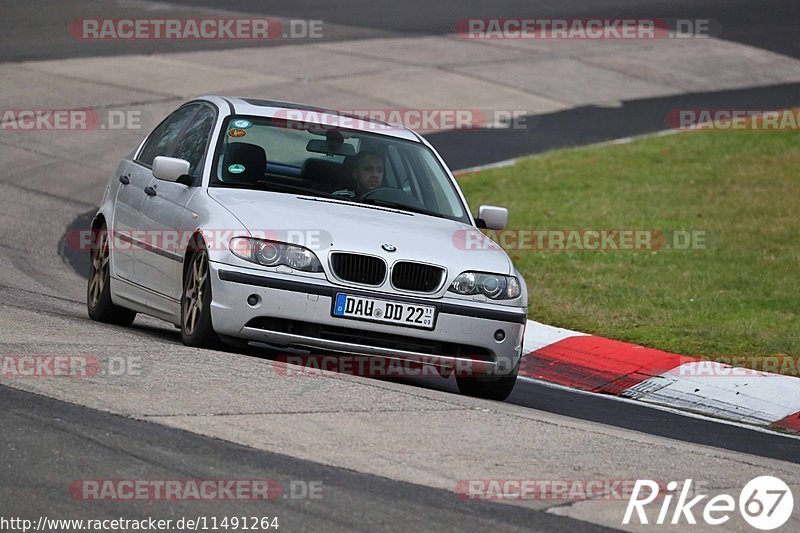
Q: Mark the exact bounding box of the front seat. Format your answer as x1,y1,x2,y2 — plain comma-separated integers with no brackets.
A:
301,158,349,193
222,142,267,184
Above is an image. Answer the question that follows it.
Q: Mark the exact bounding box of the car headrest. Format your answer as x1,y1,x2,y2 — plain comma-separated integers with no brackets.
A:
301,158,349,192
222,143,267,183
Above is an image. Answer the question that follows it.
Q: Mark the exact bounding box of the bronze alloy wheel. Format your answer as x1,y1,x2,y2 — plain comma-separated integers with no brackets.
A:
180,246,220,347
86,224,136,326
183,250,208,336
87,226,109,308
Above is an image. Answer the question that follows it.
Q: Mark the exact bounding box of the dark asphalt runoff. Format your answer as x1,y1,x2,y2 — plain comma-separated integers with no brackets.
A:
6,1,799,171
2,0,799,61
428,82,800,170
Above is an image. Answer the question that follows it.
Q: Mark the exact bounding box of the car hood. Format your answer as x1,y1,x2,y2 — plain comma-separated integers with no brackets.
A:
207,188,513,275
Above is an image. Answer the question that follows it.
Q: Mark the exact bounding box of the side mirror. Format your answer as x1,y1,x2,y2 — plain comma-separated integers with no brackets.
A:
152,156,192,185
476,205,508,230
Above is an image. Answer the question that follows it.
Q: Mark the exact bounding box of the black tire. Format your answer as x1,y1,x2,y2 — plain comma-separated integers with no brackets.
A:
218,334,251,350
180,247,220,348
456,369,518,401
87,224,137,326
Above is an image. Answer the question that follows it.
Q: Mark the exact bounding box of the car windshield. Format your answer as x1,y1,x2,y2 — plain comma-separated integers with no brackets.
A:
210,115,469,222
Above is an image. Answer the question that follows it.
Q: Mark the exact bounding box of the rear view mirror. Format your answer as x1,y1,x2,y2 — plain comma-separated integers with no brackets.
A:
152,156,191,184
476,205,508,230
306,139,356,157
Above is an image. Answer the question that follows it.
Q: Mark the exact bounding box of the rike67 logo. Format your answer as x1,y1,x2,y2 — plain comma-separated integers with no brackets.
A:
624,476,794,530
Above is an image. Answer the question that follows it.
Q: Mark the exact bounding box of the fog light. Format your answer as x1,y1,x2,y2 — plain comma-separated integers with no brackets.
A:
247,294,259,306
494,329,505,342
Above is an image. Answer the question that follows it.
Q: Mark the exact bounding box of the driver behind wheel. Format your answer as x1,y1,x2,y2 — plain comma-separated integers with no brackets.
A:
333,150,384,200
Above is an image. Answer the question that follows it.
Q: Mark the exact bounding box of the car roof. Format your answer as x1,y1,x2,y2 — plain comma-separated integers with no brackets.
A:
199,95,422,142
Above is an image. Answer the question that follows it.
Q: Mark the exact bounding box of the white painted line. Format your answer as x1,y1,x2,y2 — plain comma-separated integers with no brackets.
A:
454,156,525,176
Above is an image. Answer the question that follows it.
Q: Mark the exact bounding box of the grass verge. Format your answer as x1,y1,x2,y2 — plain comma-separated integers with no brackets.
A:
458,129,800,365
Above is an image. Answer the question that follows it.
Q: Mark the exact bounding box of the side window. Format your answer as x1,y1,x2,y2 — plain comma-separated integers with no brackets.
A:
173,106,216,175
137,105,199,167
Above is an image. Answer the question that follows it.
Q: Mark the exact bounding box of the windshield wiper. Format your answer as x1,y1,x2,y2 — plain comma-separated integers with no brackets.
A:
254,181,334,197
361,198,447,219
215,180,335,199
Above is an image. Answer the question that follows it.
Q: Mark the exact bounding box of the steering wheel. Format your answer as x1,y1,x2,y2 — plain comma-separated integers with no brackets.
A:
360,187,425,210
360,187,397,200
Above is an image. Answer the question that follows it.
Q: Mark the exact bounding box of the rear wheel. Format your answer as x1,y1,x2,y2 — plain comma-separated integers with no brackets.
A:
456,369,518,401
181,247,220,348
87,224,137,326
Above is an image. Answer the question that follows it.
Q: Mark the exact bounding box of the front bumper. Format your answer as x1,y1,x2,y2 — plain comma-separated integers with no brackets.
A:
209,262,527,376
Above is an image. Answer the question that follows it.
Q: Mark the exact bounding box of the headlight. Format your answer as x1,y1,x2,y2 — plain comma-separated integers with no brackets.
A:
230,237,323,273
448,271,521,300
285,246,317,270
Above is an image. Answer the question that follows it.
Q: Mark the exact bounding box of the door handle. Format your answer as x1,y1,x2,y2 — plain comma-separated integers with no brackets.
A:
119,175,130,185
144,185,157,197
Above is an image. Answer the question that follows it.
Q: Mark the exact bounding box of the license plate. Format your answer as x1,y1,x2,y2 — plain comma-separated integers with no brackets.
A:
332,293,436,330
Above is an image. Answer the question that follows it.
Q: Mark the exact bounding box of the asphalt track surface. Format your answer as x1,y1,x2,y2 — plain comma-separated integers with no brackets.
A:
3,1,800,531
57,210,800,467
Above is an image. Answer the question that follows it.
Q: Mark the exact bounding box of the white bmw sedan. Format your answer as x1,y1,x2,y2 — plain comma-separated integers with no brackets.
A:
87,96,527,400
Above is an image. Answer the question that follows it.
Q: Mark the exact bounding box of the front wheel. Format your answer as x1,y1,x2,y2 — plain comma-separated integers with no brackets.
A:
87,224,137,326
456,370,518,401
181,248,220,348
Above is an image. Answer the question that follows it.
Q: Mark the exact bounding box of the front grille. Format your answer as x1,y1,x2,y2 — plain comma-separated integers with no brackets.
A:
330,252,386,285
245,317,494,360
391,262,444,292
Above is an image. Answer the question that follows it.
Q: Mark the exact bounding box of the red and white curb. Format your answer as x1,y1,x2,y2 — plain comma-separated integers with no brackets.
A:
519,320,800,433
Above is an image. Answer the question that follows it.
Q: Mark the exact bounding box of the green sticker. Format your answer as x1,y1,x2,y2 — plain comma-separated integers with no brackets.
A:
228,164,245,174
231,119,252,129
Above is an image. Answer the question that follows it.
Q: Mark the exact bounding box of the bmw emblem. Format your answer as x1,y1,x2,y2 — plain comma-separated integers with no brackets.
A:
381,243,397,252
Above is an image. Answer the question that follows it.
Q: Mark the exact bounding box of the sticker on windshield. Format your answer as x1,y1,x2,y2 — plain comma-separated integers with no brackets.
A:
228,164,246,174
231,119,253,129
228,128,246,138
